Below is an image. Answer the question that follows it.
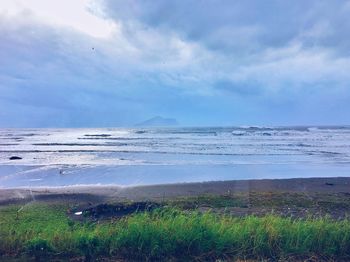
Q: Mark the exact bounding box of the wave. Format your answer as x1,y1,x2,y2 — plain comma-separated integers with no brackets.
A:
84,134,112,137
31,143,128,146
0,149,304,156
1,127,350,167
78,137,146,140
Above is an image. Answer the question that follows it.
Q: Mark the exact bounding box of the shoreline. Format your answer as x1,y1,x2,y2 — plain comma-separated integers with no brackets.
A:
1,176,350,206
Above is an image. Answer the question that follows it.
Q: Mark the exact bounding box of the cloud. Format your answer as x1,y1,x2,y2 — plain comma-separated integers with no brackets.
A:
103,0,350,54
0,0,350,126
0,0,117,38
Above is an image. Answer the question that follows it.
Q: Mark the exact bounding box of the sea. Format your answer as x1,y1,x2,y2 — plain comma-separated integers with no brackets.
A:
0,126,349,188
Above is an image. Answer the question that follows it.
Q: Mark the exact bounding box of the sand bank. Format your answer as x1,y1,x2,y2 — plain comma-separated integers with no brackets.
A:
1,177,349,206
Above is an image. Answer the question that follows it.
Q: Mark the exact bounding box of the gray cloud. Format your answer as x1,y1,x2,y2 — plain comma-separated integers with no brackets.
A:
103,0,350,57
0,0,350,127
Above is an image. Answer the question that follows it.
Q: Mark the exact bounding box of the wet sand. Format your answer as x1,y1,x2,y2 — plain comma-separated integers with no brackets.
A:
1,177,349,206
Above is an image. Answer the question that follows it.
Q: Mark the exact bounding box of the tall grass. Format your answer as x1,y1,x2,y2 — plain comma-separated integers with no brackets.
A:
0,204,350,260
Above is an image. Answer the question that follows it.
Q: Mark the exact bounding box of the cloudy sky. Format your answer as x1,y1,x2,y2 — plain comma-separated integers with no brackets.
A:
1,0,350,127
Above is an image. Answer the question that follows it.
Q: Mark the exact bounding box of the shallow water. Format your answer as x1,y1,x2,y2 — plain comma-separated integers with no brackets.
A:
0,126,349,188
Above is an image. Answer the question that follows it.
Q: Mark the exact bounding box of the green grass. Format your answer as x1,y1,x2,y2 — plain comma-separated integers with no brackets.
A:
1,203,350,261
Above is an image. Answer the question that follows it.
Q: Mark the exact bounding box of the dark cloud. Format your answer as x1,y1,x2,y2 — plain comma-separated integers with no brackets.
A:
103,0,350,57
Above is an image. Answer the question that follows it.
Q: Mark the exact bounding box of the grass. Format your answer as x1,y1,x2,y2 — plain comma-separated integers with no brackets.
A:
0,203,350,261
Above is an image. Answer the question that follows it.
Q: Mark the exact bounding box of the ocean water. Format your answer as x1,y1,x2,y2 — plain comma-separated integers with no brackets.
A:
0,126,349,188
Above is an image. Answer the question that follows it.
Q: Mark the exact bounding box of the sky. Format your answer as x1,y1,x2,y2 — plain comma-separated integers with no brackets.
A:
0,0,350,127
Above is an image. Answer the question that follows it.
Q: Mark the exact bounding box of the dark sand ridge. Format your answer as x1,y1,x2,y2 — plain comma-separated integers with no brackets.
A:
1,177,350,206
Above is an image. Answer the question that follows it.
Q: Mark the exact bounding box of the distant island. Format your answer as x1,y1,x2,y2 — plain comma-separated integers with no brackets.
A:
136,116,178,127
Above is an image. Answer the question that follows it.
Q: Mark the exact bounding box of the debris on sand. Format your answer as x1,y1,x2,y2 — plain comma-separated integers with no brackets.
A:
73,202,161,221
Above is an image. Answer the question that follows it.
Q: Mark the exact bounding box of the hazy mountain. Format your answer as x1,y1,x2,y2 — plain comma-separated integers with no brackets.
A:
136,116,178,127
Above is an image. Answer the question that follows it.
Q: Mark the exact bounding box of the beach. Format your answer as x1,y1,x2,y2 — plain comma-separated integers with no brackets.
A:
2,177,350,203
1,177,350,219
